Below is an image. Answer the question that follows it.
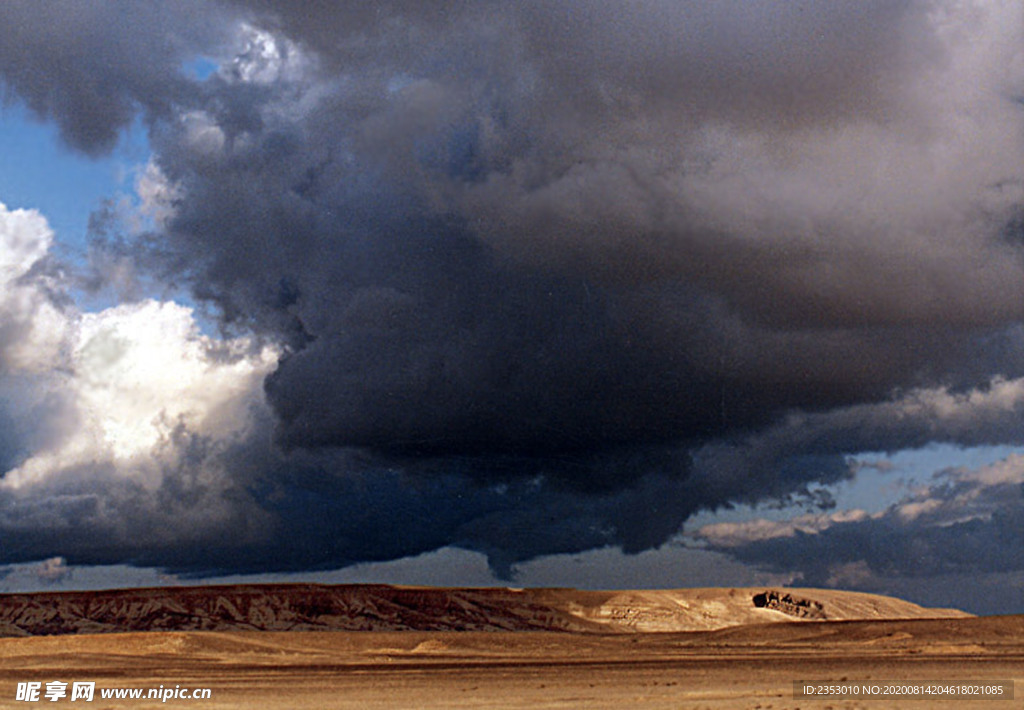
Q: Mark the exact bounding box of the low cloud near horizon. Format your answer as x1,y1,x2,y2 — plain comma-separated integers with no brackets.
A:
0,1,1022,612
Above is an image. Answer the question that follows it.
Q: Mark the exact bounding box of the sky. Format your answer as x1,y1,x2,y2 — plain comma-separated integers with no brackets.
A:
0,0,1022,616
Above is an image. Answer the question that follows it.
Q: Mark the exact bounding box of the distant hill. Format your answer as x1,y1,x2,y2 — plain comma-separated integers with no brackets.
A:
0,584,970,637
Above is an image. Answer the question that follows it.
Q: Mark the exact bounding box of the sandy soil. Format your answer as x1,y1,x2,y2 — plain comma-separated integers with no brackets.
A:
0,616,1020,709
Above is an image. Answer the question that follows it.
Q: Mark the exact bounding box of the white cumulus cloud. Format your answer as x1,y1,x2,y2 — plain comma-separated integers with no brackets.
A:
3,299,277,489
0,202,67,373
0,200,278,497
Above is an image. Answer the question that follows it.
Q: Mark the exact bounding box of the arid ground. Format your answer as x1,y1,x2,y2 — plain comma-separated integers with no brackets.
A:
0,587,1019,709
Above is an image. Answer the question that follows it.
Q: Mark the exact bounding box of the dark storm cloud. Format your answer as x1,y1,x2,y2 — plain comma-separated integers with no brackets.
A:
150,0,1024,461
0,403,23,474
0,1,237,155
1,0,1024,578
0,430,700,579
689,375,1024,502
199,446,706,579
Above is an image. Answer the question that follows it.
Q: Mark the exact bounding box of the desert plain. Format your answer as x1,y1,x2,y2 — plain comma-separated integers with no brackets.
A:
0,585,1019,709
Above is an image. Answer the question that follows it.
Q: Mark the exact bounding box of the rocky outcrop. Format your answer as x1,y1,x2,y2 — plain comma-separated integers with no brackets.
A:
752,589,827,619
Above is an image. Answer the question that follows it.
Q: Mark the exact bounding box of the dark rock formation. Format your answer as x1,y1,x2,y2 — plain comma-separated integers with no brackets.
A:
752,590,827,619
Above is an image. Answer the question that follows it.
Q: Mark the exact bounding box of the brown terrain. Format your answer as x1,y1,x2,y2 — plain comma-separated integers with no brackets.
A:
0,584,1018,709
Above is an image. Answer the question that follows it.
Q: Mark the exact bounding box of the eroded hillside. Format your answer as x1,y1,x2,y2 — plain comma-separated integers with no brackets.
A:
0,584,970,637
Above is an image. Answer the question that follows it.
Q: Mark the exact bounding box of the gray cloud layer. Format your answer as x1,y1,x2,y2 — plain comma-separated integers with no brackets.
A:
1,1,1023,588
696,453,1024,613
